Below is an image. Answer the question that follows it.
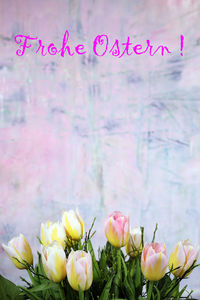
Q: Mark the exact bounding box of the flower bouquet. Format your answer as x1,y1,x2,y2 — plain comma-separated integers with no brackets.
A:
1,209,199,300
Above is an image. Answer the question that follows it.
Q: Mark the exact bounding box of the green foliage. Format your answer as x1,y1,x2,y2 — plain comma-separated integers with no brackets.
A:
0,275,26,300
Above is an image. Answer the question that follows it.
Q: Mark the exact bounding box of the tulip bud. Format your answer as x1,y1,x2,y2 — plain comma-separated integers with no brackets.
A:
104,211,129,248
41,221,66,249
2,234,33,269
169,239,199,278
141,242,168,281
125,226,143,257
62,209,85,241
66,250,93,291
41,241,67,282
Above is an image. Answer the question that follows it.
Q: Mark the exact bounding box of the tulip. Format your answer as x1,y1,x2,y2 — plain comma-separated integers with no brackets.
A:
41,241,67,282
66,250,93,291
41,221,66,249
125,226,143,257
104,211,129,248
2,234,33,269
62,209,85,241
141,242,168,281
169,239,199,278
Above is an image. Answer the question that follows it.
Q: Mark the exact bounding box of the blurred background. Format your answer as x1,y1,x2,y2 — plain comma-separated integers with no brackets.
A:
0,0,200,296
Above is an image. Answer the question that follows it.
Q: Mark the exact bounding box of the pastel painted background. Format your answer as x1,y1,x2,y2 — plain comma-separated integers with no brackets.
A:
0,0,200,296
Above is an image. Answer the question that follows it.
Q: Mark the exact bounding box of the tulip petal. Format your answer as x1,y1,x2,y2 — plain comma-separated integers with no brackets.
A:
66,250,93,291
183,247,200,276
2,243,18,259
42,242,67,283
76,208,85,237
104,212,129,248
62,210,84,241
125,226,143,257
68,258,87,290
41,221,66,249
2,234,33,269
169,242,185,276
41,223,47,246
141,242,168,281
145,252,168,281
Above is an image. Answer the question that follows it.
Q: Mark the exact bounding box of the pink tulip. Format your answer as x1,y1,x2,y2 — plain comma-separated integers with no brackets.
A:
169,239,199,278
104,211,129,248
66,250,93,291
141,242,168,281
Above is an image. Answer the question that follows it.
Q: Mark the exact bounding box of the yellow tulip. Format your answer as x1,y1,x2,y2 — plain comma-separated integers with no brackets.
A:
169,239,199,278
141,242,168,281
2,234,33,269
125,226,143,257
40,221,66,249
62,209,85,241
66,250,93,291
41,241,67,282
104,211,129,248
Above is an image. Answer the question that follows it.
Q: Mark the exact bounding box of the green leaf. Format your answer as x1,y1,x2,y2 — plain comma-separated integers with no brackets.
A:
127,258,135,278
99,249,107,271
158,274,172,298
163,277,180,298
18,286,41,300
154,285,160,300
176,285,187,299
27,269,38,286
121,258,135,300
87,239,100,281
0,275,25,300
58,283,66,300
24,281,58,293
152,223,158,243
37,252,47,278
135,257,141,289
84,290,90,300
35,252,53,299
99,275,114,300
66,280,76,299
121,257,128,278
186,289,194,299
123,278,135,299
127,274,136,296
19,276,31,287
19,277,60,300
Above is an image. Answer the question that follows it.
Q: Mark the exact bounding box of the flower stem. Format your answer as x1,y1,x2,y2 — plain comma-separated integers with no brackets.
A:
116,248,121,276
147,281,153,300
113,248,121,298
27,269,36,285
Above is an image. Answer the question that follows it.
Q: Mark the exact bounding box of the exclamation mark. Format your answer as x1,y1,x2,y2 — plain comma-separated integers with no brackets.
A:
180,35,184,56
